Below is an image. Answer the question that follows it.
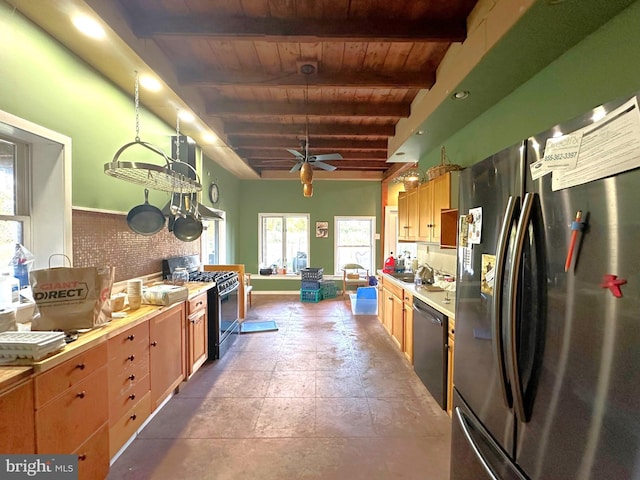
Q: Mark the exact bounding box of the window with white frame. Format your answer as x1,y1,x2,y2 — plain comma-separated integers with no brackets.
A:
334,216,375,274
201,212,226,265
259,213,309,273
0,137,30,262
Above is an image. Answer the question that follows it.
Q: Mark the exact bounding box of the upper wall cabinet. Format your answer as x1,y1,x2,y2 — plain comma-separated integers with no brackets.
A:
399,172,459,245
398,189,419,242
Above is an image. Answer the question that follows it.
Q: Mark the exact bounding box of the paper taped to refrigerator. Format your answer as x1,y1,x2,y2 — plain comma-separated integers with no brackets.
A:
552,97,640,191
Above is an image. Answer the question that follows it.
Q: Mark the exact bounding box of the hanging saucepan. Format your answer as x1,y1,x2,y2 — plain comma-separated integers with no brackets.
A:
173,193,203,242
127,188,165,235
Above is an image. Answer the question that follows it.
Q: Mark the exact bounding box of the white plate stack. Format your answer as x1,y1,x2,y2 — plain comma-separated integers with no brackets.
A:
127,279,143,310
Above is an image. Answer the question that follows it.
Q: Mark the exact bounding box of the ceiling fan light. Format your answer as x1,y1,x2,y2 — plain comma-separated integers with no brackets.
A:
300,162,313,184
303,183,313,197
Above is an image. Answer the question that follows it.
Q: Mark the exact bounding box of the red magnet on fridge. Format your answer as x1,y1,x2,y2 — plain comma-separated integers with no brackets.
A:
601,275,627,298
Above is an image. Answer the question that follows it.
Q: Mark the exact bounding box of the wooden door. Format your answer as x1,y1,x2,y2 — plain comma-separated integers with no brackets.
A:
391,293,404,350
0,379,35,453
406,188,418,241
403,292,414,364
188,308,208,376
418,182,432,241
382,286,394,334
397,192,408,241
149,303,186,409
431,173,452,242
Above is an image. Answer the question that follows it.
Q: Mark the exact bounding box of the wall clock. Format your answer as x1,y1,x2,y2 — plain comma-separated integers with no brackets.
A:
208,182,219,204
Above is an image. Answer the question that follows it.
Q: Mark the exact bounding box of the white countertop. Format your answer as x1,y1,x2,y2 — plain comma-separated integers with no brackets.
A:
379,272,456,320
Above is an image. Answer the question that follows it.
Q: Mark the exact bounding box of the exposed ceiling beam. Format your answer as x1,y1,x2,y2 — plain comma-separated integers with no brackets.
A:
131,15,466,43
206,100,411,118
260,170,384,181
237,149,388,160
178,69,434,89
228,136,388,150
225,122,394,137
250,160,389,170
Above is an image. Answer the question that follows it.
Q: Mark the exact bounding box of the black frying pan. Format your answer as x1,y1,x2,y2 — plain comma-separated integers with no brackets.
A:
173,194,203,242
127,188,165,235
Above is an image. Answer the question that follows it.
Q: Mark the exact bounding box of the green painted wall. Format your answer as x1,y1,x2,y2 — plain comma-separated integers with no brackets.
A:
418,1,640,170
201,154,241,263
0,2,176,212
236,180,381,277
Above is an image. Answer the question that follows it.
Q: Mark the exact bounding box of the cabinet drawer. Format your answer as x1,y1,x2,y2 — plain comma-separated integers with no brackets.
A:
108,322,149,364
188,292,207,315
109,391,151,458
383,280,403,299
35,343,108,408
74,423,109,480
36,366,108,453
109,374,150,425
403,290,413,305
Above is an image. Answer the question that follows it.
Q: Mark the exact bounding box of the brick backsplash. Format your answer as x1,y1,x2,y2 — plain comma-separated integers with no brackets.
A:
72,209,199,282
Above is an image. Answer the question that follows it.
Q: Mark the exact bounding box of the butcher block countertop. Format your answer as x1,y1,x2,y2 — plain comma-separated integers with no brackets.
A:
0,282,214,392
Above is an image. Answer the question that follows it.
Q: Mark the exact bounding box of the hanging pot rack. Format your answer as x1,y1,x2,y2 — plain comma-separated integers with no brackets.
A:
104,140,202,193
103,71,202,194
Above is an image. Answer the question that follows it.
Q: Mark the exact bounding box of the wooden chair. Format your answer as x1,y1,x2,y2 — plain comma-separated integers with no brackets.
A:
341,263,369,298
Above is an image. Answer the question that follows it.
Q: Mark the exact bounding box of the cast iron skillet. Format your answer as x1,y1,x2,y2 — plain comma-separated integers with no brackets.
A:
126,188,165,235
173,194,203,242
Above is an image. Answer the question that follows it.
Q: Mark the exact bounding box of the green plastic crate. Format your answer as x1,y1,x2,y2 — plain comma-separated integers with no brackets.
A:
300,288,321,303
320,280,337,299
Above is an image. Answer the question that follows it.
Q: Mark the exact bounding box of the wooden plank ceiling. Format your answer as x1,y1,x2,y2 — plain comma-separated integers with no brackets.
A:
114,0,477,176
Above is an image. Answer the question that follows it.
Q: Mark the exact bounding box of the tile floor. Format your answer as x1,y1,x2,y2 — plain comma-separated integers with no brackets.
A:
108,294,452,480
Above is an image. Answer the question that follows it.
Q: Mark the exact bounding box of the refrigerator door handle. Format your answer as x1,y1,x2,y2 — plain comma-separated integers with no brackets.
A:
455,407,501,480
507,192,536,423
492,195,518,409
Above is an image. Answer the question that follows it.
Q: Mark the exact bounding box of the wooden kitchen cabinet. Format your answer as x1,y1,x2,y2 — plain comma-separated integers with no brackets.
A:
403,291,414,364
35,343,109,479
398,189,418,241
187,292,208,377
149,303,186,410
382,280,404,349
417,172,459,244
447,318,455,416
0,379,35,453
108,321,151,457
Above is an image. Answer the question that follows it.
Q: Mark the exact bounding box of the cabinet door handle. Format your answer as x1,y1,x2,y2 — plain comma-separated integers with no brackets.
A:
78,454,87,461
129,374,136,381
76,363,85,370
127,334,135,341
129,393,136,400
130,413,137,421
128,354,135,361
77,391,86,399
151,341,158,347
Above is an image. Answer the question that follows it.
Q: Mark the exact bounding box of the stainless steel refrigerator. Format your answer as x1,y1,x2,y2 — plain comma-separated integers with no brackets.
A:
451,93,640,479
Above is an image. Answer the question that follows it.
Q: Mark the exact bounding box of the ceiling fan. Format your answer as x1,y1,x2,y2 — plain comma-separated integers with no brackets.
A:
287,137,343,173
287,62,343,174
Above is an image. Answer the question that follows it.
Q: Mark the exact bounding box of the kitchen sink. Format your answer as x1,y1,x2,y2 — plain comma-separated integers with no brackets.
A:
387,272,415,284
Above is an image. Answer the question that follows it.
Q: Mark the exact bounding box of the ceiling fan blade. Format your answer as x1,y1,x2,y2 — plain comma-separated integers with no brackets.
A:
286,148,304,159
289,163,302,173
313,161,337,171
310,153,343,162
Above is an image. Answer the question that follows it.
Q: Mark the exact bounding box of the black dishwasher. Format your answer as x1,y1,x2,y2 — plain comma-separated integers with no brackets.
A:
413,297,448,410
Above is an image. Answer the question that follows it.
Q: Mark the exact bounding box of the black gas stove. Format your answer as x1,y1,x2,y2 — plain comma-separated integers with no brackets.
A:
163,255,240,359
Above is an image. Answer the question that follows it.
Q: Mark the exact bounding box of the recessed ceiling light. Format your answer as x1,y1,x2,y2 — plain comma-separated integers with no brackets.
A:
591,106,607,122
139,75,161,92
452,90,470,100
395,152,405,156
416,130,424,136
178,111,195,122
203,133,218,144
72,15,105,39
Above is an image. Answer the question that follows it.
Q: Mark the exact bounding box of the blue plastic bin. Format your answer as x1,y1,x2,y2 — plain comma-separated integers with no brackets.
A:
349,286,378,315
